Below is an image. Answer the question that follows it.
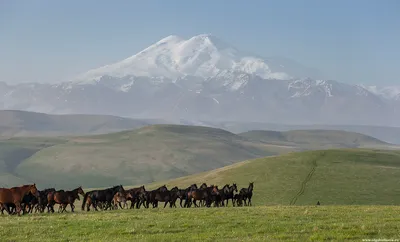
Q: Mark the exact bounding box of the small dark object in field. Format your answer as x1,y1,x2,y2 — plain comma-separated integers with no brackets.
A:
316,201,320,205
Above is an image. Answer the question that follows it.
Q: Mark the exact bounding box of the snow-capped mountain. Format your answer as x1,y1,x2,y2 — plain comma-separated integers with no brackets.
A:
1,34,399,126
73,34,293,83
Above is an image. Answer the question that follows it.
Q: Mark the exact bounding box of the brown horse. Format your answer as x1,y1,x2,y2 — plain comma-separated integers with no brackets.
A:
0,184,39,215
48,187,85,213
187,185,219,208
112,191,132,209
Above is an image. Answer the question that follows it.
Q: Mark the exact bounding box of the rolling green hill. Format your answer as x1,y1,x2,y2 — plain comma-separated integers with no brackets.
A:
148,149,400,205
0,110,165,137
239,129,390,149
0,124,396,189
206,120,400,144
0,137,66,186
11,125,280,188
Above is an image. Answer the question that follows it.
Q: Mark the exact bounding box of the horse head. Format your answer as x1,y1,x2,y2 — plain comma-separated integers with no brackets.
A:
30,184,40,197
77,186,85,197
114,185,124,193
212,185,219,195
232,183,238,193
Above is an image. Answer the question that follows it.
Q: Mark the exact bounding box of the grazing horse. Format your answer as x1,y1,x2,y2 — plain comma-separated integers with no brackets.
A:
82,185,124,211
0,184,39,215
48,187,85,213
239,182,254,206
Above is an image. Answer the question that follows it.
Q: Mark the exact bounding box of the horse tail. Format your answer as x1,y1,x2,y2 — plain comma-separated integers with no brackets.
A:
81,192,89,211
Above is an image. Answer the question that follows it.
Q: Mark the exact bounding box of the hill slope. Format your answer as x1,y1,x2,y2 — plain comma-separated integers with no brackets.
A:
1,125,394,189
239,129,389,149
207,121,400,145
149,149,400,205
12,125,278,188
0,137,66,186
0,110,165,137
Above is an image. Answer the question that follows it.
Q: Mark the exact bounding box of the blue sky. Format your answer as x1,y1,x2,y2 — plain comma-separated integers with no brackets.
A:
1,0,399,85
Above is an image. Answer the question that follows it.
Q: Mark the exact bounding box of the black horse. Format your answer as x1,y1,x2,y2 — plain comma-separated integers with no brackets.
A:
239,182,254,206
220,184,238,207
37,188,56,213
81,185,124,211
148,185,170,208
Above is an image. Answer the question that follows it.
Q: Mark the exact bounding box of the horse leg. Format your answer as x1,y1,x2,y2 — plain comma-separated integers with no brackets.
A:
71,203,75,212
15,202,22,216
1,204,12,215
93,202,99,211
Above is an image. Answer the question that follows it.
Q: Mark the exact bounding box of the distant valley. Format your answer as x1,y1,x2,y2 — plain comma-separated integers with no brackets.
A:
0,122,395,189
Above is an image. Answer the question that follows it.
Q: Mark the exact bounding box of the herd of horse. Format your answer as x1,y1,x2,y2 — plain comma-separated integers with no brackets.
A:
0,182,254,215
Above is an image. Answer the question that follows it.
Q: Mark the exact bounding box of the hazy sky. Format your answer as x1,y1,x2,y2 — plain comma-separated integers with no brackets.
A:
1,0,399,85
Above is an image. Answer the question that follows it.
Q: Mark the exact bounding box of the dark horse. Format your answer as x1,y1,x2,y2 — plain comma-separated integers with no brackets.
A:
82,185,124,211
148,185,171,208
37,188,56,213
239,182,254,206
48,187,85,213
125,185,146,209
187,185,219,208
220,183,238,207
0,184,39,215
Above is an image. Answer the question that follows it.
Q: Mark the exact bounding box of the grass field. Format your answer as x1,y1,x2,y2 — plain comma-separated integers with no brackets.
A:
148,149,400,205
1,206,400,241
2,148,400,241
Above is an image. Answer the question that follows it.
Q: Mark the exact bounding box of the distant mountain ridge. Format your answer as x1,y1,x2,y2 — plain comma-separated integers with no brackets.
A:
0,110,166,137
1,34,399,126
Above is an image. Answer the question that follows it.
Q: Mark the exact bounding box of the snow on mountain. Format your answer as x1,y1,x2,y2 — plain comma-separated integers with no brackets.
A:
1,34,399,127
365,86,400,100
73,34,292,83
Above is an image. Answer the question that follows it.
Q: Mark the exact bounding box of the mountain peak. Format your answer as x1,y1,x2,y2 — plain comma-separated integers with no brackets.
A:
73,34,295,83
155,35,184,45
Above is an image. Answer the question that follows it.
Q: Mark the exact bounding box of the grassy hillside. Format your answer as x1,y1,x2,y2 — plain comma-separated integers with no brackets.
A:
0,137,66,186
239,129,389,149
0,110,165,137
1,206,400,241
149,149,400,205
13,125,280,188
1,124,396,189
